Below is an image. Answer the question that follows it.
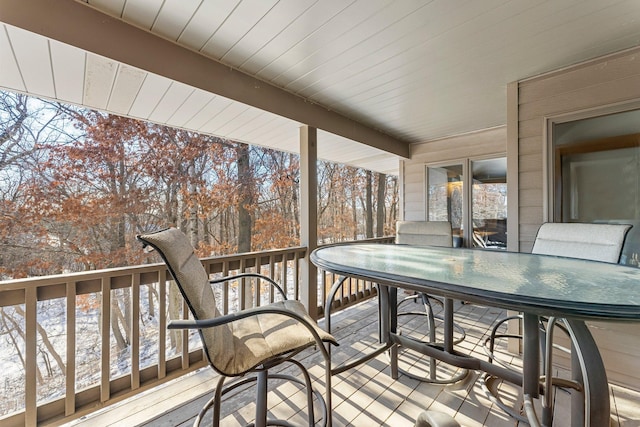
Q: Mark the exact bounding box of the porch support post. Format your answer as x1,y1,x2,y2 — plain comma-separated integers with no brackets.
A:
300,125,318,319
506,80,521,354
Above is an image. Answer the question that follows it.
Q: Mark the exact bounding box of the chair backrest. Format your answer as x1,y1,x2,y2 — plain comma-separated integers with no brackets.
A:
137,228,233,369
396,221,453,247
532,222,632,263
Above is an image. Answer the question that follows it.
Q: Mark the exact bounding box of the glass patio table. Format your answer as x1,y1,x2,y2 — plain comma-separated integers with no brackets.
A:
311,243,640,427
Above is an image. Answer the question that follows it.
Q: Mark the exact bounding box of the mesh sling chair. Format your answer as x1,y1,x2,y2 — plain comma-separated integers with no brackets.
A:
483,222,632,423
137,228,338,427
393,221,467,384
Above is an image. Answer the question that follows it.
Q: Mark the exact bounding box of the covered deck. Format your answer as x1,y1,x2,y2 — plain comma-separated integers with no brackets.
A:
2,1,640,426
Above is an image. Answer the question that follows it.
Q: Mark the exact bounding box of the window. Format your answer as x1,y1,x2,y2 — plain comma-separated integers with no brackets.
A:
427,157,507,249
553,110,640,266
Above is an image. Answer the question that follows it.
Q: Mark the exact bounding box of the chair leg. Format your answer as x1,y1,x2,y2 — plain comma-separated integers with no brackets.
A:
394,290,468,384
255,370,268,427
194,375,227,427
325,361,332,427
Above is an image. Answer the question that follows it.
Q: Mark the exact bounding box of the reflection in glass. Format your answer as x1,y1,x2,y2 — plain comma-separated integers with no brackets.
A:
554,123,640,267
471,158,507,249
427,164,463,241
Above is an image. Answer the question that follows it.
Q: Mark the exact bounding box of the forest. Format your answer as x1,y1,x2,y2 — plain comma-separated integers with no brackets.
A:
0,90,398,280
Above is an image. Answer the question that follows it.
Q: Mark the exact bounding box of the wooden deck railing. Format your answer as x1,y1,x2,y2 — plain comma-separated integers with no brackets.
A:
0,238,392,426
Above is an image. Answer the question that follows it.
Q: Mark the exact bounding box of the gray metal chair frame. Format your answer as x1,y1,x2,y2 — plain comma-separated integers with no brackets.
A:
482,222,632,423
138,228,337,427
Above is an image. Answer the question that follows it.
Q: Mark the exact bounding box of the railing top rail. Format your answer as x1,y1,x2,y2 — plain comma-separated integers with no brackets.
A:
0,246,308,305
0,246,307,286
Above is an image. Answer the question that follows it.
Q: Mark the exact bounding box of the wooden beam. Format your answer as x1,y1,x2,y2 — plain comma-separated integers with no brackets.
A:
0,0,410,158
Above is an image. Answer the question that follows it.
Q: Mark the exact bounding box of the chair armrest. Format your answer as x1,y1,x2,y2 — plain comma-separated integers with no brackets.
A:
168,304,337,349
209,273,287,300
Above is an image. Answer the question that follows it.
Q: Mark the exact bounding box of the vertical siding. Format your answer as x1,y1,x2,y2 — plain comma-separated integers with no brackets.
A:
402,127,507,221
517,45,640,389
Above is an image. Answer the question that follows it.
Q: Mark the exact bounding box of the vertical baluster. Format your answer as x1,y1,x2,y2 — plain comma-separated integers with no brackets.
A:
239,258,247,310
283,253,290,300
158,269,167,379
295,250,301,301
100,277,111,403
269,254,276,303
222,261,229,315
131,273,140,390
65,281,77,416
254,255,260,307
25,286,37,427
182,299,189,370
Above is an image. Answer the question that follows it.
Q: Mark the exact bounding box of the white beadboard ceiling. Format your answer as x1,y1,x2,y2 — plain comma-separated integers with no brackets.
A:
1,0,640,175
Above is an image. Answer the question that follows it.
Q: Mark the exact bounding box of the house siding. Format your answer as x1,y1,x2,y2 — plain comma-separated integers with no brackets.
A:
517,45,640,389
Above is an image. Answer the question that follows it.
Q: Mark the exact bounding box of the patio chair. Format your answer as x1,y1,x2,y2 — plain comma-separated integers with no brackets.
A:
394,221,467,384
137,227,337,427
483,222,632,422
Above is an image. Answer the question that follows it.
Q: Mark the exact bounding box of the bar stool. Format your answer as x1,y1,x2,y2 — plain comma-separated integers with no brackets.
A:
394,221,467,384
482,222,632,423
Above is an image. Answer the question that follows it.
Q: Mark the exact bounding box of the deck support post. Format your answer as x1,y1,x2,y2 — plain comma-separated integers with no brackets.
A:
300,125,318,318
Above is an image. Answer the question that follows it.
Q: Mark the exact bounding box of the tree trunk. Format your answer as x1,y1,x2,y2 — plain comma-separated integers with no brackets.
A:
290,153,300,240
351,188,358,241
376,173,386,237
187,160,199,249
13,306,67,375
110,296,128,351
365,170,373,238
236,144,253,308
236,144,253,254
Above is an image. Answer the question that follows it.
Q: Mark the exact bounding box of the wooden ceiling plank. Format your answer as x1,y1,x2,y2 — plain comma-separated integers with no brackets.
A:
151,0,201,41
200,0,278,60
277,0,427,92
107,64,146,115
256,0,391,83
127,72,171,119
216,107,265,138
231,111,281,141
0,24,25,92
200,102,250,135
167,88,214,128
87,0,126,18
121,0,163,31
84,54,117,110
148,81,194,124
240,0,357,75
6,25,55,97
220,0,316,66
50,40,85,105
239,115,296,144
176,0,241,51
185,95,233,131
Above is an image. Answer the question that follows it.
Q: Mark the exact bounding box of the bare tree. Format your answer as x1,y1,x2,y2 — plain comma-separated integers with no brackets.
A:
376,173,386,237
